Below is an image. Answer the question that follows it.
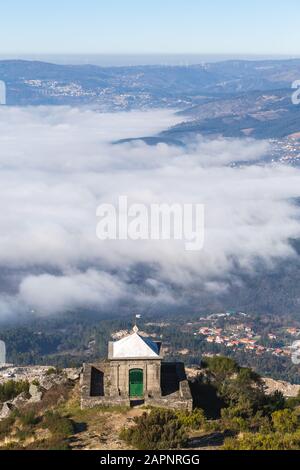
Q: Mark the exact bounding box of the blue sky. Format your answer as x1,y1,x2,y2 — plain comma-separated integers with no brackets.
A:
1,0,300,56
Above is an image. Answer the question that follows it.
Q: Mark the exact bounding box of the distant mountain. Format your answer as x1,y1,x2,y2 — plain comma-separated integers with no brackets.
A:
1,58,300,140
1,58,300,110
162,88,300,140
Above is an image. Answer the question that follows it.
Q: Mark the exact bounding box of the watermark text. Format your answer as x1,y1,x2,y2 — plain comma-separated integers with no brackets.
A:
96,196,205,252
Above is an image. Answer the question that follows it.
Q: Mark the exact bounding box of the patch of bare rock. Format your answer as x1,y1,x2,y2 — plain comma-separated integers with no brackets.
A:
0,366,81,420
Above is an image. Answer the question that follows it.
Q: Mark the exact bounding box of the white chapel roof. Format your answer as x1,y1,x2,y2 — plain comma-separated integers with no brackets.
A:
111,328,161,359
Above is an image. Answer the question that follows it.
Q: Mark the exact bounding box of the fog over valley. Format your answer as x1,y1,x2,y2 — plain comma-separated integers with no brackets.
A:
0,106,299,319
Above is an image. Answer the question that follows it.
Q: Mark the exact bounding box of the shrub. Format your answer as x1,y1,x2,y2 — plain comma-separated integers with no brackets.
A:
0,415,16,438
25,438,70,450
224,431,300,451
220,408,249,433
0,442,24,450
45,367,58,376
14,428,35,442
176,409,206,430
219,401,274,434
25,382,73,415
0,380,29,402
286,396,300,409
272,409,299,434
18,410,39,427
42,411,74,439
263,391,286,415
31,379,40,387
120,409,187,450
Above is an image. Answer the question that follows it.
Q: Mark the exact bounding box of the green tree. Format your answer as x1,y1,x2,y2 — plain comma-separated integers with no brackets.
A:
222,367,264,410
272,409,299,434
202,356,239,385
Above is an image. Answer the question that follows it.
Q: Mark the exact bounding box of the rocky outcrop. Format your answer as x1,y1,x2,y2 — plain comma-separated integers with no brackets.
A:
0,366,81,420
29,384,44,403
0,366,81,386
11,392,29,408
0,402,14,420
40,375,65,391
263,378,300,398
186,367,300,399
65,368,81,381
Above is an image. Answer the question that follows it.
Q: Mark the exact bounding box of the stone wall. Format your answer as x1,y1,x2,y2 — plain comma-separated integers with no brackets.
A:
81,359,193,411
144,395,193,412
81,362,112,405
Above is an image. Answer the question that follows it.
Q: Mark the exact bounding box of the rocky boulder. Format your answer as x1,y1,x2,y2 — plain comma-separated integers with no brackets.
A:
263,377,300,397
29,383,44,403
40,374,68,391
0,402,14,420
11,391,29,408
65,368,82,381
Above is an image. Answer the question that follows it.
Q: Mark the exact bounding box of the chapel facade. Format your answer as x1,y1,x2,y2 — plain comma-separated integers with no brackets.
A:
80,326,193,410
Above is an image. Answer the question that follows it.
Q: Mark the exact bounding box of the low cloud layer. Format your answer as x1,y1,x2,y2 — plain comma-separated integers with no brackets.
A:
0,106,300,318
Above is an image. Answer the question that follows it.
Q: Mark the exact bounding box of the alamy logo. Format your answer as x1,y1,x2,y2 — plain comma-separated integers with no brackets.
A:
292,80,300,105
0,340,6,365
96,196,205,252
0,81,6,105
291,340,300,365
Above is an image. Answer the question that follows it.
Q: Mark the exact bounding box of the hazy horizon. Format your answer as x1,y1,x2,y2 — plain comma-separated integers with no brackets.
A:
0,53,300,67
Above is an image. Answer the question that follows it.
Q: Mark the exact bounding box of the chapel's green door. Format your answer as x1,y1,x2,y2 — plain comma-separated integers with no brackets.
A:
129,369,144,398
